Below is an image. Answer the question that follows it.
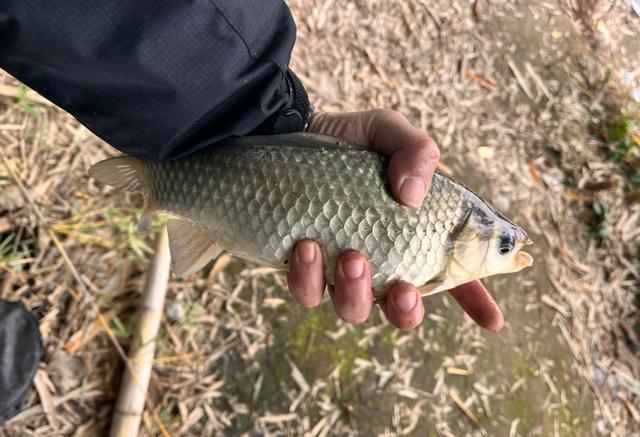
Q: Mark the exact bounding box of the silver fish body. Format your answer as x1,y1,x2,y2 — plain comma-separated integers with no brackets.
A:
91,134,532,299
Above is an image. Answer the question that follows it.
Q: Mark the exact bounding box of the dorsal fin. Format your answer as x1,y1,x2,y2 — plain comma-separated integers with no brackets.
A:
220,133,368,151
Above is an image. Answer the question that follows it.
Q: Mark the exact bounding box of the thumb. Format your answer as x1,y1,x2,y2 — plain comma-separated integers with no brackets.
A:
307,109,440,207
361,109,440,207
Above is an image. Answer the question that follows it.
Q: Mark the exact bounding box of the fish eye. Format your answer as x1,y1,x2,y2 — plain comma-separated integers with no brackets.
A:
498,234,514,255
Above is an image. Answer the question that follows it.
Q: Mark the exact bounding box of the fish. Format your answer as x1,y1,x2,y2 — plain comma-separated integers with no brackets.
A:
89,133,533,299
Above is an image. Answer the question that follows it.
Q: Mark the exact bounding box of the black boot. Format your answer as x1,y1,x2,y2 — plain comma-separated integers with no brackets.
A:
0,300,42,425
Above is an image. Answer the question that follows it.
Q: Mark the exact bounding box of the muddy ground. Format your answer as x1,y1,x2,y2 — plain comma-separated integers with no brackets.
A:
0,1,638,436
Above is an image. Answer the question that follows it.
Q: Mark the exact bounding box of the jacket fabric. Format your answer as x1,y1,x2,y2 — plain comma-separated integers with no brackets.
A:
0,0,311,160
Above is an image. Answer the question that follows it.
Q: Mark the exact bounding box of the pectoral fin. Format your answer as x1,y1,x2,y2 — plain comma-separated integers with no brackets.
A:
418,275,446,296
166,219,222,277
418,282,442,296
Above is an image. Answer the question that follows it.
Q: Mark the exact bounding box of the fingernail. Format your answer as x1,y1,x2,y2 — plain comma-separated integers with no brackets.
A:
394,289,418,312
400,177,427,207
342,258,364,279
297,241,316,263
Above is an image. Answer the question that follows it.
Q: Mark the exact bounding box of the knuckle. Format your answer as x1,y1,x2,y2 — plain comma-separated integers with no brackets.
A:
427,141,440,161
372,107,396,118
394,155,431,179
290,284,321,307
414,136,439,157
393,281,415,293
372,108,406,125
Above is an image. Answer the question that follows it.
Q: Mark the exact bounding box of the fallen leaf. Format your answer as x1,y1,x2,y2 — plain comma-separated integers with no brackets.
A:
449,388,479,426
584,180,617,191
563,191,591,202
477,146,495,159
34,369,61,431
263,298,286,309
465,69,496,89
626,189,640,204
446,367,470,376
528,161,542,184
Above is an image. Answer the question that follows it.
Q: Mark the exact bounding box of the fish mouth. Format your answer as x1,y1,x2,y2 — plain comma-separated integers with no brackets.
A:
515,227,532,245
514,251,534,269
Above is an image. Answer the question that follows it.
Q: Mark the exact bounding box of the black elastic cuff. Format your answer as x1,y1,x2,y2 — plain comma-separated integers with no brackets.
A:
285,69,312,128
250,68,313,135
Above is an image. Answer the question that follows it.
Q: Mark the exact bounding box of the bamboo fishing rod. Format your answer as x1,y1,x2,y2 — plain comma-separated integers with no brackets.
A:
110,227,171,437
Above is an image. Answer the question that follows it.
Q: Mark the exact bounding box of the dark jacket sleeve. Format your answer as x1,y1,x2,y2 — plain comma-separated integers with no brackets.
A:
0,0,311,161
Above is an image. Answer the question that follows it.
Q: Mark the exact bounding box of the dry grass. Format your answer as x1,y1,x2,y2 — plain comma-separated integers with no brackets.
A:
0,1,638,436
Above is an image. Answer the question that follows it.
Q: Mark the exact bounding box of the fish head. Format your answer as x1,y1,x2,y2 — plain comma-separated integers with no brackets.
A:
479,220,533,277
445,202,533,283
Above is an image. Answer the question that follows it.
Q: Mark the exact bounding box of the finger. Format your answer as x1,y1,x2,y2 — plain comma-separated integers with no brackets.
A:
361,109,439,158
379,282,425,329
449,280,504,332
329,251,373,324
362,110,440,207
287,240,325,307
307,110,440,159
387,144,438,207
307,110,440,207
306,112,366,143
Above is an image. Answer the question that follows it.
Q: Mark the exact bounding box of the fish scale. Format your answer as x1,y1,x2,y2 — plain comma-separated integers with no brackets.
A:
143,137,468,298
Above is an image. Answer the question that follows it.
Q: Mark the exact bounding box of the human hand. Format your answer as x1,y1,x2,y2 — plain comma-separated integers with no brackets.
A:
287,109,504,331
